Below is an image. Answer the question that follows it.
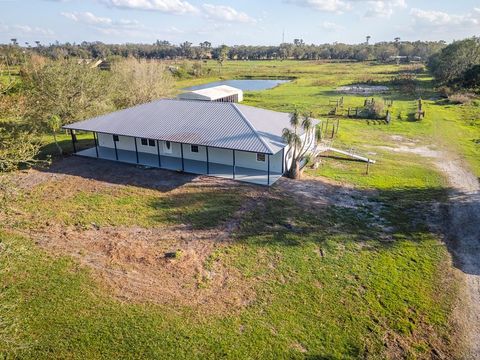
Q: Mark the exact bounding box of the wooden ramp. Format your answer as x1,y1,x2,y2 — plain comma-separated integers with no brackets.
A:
315,142,376,164
327,147,376,164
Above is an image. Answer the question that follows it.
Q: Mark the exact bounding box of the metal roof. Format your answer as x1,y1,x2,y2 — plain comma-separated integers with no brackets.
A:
177,85,242,101
63,99,317,154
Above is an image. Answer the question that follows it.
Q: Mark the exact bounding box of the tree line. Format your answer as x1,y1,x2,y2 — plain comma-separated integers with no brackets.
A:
428,37,480,91
2,39,446,63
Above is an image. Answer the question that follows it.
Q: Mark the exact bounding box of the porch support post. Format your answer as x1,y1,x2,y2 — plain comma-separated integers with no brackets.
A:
281,148,284,174
267,154,270,185
93,132,99,158
70,130,77,153
134,137,139,163
156,140,161,168
206,146,209,174
113,135,118,160
180,143,184,171
232,150,236,179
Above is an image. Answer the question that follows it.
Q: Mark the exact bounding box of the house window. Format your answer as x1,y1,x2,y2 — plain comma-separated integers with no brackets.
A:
163,141,172,153
148,139,155,147
256,153,266,162
141,138,148,146
191,145,199,153
113,135,119,142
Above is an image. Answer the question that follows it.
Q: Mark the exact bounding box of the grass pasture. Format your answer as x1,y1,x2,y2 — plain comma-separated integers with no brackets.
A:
1,60,478,359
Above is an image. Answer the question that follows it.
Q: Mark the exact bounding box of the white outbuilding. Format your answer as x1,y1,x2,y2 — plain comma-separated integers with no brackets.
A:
177,85,243,103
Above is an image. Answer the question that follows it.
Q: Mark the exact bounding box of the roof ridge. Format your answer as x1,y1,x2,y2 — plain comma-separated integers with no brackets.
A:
231,103,273,154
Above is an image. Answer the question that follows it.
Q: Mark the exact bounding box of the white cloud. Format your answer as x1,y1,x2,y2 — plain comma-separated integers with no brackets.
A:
410,7,480,27
61,11,147,38
319,21,344,32
0,23,55,37
62,12,113,26
99,0,198,15
285,0,406,17
364,0,406,18
62,12,141,28
284,0,351,13
202,4,256,23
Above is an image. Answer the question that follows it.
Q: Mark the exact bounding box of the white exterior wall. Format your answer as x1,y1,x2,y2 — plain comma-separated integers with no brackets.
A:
208,147,233,165
182,144,207,161
270,149,284,173
235,151,268,171
136,138,157,154
98,133,136,151
159,140,181,157
95,132,306,175
116,136,135,151
98,133,115,148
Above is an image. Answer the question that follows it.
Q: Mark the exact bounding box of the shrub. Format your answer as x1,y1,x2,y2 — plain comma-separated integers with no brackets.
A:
448,93,477,105
364,100,385,119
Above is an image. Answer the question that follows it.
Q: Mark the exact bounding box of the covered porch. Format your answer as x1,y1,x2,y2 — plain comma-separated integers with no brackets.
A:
75,146,283,186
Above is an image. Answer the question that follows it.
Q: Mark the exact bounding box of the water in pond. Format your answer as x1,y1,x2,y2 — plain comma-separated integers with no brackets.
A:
184,79,290,91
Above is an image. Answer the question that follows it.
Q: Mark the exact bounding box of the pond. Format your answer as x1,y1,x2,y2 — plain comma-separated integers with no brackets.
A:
184,79,291,91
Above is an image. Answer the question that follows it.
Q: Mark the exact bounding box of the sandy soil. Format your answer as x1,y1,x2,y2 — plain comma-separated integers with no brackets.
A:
376,140,480,359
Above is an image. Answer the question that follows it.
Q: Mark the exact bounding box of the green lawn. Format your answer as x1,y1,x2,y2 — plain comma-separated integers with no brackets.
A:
0,188,457,359
1,60,474,359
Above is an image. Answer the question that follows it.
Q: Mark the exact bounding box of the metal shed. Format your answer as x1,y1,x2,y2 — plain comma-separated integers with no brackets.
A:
177,85,243,103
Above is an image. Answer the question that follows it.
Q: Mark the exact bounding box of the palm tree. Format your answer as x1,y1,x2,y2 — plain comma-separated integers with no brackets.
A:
282,110,316,179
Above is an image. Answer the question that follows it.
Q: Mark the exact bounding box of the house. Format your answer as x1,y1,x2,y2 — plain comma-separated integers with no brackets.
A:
177,85,243,103
63,99,318,185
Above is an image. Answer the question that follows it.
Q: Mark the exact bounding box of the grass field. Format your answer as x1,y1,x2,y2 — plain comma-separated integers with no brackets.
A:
1,60,477,358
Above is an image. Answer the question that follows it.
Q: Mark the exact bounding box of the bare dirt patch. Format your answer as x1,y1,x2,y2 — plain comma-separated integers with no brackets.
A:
5,156,268,314
31,223,256,314
275,175,372,209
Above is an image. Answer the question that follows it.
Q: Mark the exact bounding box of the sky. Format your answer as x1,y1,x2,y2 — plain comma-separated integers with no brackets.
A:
0,0,479,46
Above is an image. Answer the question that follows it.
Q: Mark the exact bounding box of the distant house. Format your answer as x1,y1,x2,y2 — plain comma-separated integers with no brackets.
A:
63,99,318,185
178,85,243,103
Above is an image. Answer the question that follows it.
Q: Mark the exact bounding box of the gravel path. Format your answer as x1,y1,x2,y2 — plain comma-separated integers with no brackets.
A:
437,155,480,360
378,143,480,358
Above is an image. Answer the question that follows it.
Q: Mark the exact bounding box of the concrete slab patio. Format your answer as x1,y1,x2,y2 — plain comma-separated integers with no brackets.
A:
76,146,283,185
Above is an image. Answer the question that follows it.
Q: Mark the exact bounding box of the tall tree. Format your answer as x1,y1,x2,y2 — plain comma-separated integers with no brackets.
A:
216,45,229,74
23,58,111,128
109,58,174,109
282,110,317,179
428,37,480,86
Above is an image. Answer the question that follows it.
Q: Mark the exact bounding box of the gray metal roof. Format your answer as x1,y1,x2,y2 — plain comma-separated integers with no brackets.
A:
63,99,317,154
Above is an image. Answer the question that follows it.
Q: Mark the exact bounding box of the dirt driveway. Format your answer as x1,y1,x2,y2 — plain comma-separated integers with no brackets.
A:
376,141,480,359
